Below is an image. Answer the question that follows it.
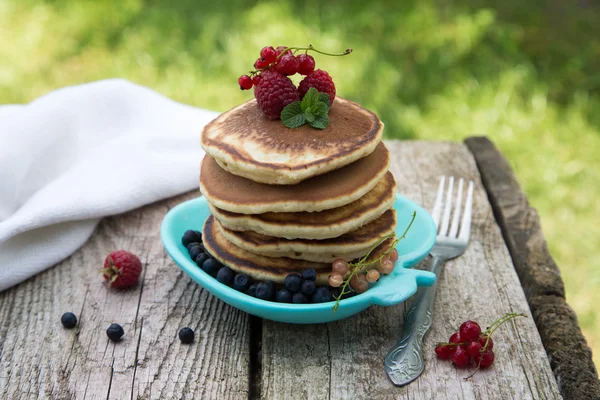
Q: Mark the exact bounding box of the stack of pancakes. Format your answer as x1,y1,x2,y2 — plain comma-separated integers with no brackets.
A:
199,98,396,285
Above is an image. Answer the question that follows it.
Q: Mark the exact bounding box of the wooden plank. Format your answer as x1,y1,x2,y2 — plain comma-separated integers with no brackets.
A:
0,192,250,400
465,136,600,400
259,141,561,400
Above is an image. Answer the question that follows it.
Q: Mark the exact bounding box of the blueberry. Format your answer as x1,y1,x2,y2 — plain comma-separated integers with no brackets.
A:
292,292,309,304
201,258,220,275
178,327,195,344
312,287,332,303
188,244,204,260
330,287,341,300
301,268,317,281
233,274,250,292
283,273,302,293
216,267,234,286
60,312,77,329
106,323,124,342
300,280,316,296
341,288,357,299
186,241,203,252
275,289,293,303
182,230,202,247
195,253,209,267
256,281,275,301
246,283,258,297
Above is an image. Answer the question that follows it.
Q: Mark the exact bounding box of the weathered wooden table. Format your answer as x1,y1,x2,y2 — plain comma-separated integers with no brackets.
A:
1,138,598,400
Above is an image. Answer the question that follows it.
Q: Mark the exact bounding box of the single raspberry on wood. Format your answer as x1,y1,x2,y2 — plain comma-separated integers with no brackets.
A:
101,250,142,289
298,69,336,103
253,70,299,120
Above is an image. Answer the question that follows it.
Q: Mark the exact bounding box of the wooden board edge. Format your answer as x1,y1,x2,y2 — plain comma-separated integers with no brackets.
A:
464,136,600,400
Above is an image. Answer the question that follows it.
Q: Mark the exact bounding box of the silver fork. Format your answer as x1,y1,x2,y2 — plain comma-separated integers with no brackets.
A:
384,176,474,386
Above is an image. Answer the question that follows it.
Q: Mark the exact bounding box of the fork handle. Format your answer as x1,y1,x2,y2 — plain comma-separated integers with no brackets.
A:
384,256,445,386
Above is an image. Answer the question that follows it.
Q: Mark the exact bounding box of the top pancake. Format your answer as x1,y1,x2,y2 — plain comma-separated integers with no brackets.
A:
200,97,384,185
200,142,390,214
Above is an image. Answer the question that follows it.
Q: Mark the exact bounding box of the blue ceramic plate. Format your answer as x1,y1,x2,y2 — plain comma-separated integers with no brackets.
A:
161,195,437,324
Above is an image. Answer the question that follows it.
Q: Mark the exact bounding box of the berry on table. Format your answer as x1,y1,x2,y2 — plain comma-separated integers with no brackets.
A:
300,280,316,296
298,69,336,103
238,75,253,90
275,289,293,303
276,55,299,75
297,54,316,75
292,292,309,304
106,323,124,342
474,349,495,368
459,320,482,342
101,250,142,289
61,312,77,329
216,267,234,286
179,327,195,344
478,334,493,350
181,230,202,247
283,273,302,293
466,341,482,357
253,70,299,120
449,331,464,346
434,344,454,360
233,274,250,292
312,286,332,303
328,272,344,287
256,281,275,301
201,258,220,275
451,347,471,368
195,253,209,267
301,268,316,281
260,46,277,64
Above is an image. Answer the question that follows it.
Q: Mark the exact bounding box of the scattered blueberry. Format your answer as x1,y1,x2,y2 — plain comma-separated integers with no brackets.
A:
247,283,258,297
312,287,332,303
201,258,220,275
233,274,250,292
300,280,316,296
195,253,209,267
256,281,275,300
292,292,309,304
178,327,195,344
301,268,317,281
60,312,77,329
283,273,302,293
275,289,293,303
216,267,234,286
188,244,204,260
182,230,202,247
106,323,125,342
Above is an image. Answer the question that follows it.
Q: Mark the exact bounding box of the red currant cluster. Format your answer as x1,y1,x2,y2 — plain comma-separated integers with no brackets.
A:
328,248,398,294
434,313,526,376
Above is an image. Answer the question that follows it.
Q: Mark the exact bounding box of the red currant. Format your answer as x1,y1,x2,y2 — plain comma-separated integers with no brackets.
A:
275,45,293,58
238,75,253,90
252,74,262,86
459,320,482,342
474,349,495,368
478,334,494,351
434,344,455,360
260,46,277,64
449,331,462,344
390,249,399,262
332,259,349,276
277,55,299,75
451,347,471,368
350,274,369,294
254,57,270,70
466,341,482,357
297,54,316,75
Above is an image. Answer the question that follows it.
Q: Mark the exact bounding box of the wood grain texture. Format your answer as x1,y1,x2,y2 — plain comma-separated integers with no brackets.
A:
259,141,562,400
0,192,250,400
465,136,600,400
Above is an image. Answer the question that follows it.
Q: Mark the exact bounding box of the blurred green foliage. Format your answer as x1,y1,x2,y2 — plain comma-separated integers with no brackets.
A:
1,0,598,365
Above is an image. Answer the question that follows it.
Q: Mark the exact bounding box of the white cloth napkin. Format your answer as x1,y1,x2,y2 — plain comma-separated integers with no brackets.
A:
0,79,219,291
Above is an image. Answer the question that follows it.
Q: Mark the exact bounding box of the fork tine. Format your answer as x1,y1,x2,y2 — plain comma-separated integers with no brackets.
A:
431,176,445,230
439,176,454,236
458,181,474,240
448,178,464,238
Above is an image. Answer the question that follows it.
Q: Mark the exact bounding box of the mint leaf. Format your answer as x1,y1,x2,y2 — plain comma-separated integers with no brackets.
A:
281,101,306,128
301,87,320,111
304,108,316,123
309,113,330,129
318,92,331,108
312,102,328,116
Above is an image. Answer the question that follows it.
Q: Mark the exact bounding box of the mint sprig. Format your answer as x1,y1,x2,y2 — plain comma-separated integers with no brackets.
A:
281,87,331,130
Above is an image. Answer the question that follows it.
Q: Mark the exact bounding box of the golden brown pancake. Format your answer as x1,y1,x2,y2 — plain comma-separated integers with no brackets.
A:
202,215,331,285
200,97,384,184
218,209,397,263
200,142,390,214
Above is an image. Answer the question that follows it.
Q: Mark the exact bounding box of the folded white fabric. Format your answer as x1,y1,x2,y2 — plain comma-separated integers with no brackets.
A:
0,79,219,291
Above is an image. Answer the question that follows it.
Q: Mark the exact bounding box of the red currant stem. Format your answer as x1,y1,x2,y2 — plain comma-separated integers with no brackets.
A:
483,312,527,337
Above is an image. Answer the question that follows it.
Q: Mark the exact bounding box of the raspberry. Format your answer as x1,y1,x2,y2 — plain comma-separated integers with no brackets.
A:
297,54,316,75
298,69,336,103
253,70,299,120
101,250,142,289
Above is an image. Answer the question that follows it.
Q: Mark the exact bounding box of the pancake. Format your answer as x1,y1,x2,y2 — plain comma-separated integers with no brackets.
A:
200,142,390,214
200,97,384,185
208,171,396,240
218,209,397,263
202,215,331,285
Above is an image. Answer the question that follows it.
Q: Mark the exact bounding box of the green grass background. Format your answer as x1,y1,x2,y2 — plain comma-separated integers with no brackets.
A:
1,0,598,365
